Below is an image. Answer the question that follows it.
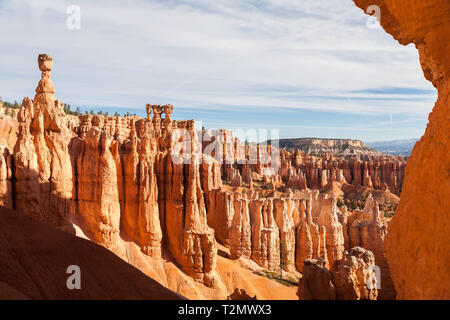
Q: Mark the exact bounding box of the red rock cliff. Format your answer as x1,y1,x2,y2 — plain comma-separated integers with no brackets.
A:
354,0,450,299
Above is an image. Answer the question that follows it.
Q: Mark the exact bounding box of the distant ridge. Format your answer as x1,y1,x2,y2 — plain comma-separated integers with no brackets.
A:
365,139,419,156
268,137,383,157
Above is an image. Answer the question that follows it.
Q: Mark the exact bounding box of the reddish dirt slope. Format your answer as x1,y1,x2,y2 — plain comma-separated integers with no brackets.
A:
0,206,184,300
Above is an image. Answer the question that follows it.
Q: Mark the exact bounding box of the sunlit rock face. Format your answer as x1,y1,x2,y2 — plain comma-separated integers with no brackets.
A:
354,0,450,299
14,54,74,233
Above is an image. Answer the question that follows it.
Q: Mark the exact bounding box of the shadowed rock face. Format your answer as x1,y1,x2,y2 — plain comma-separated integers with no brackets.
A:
297,258,335,300
227,288,257,300
0,206,184,300
354,0,450,300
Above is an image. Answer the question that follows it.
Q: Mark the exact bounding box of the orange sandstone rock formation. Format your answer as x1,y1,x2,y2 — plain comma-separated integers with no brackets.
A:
14,55,74,233
297,259,335,300
3,54,404,300
10,55,218,289
298,247,378,300
347,194,395,299
203,130,406,197
0,146,13,208
354,0,450,300
0,105,18,150
332,247,378,300
75,114,121,247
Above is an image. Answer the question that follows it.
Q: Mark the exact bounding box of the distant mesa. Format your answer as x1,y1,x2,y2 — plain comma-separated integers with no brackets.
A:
268,138,384,157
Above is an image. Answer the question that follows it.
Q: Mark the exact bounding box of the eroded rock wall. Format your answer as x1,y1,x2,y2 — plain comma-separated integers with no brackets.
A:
354,0,450,300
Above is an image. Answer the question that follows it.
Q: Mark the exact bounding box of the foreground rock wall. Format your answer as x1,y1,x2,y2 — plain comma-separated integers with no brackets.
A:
354,0,450,300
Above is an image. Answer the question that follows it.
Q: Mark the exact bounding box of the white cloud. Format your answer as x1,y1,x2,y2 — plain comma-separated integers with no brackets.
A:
0,0,436,118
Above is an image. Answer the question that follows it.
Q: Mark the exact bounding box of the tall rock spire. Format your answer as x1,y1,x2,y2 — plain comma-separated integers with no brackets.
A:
13,54,75,233
36,54,55,95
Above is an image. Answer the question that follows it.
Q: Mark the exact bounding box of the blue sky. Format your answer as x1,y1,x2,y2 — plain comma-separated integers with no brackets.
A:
0,0,437,141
